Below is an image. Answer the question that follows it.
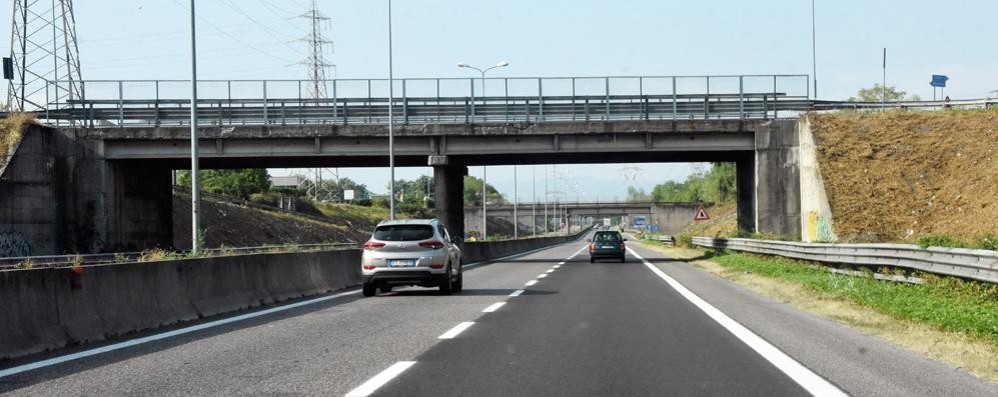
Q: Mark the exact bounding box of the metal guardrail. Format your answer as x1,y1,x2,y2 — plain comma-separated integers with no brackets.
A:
0,242,359,270
14,75,811,126
692,237,998,284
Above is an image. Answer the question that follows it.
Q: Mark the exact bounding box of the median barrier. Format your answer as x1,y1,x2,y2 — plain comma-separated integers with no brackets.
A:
0,249,361,361
0,232,591,361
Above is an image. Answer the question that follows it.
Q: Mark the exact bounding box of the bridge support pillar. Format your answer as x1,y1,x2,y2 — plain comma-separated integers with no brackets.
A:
431,156,467,239
736,154,756,233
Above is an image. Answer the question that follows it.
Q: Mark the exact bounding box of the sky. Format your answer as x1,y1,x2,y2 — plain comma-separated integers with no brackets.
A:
4,0,997,199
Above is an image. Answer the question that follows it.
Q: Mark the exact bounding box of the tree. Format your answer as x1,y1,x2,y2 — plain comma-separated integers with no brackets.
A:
176,169,270,199
649,162,737,204
462,175,504,206
849,84,919,102
626,186,652,202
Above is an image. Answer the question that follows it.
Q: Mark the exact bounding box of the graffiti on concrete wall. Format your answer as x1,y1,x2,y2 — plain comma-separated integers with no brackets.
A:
806,212,835,242
0,231,31,257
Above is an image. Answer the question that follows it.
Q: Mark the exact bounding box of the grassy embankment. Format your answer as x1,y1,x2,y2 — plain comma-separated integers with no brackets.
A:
636,238,998,381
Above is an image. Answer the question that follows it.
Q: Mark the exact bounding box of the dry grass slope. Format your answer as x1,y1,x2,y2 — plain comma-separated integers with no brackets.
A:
810,109,998,241
0,113,35,171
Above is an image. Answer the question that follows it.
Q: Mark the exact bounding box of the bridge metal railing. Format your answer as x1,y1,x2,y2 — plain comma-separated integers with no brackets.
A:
692,237,998,284
21,75,810,127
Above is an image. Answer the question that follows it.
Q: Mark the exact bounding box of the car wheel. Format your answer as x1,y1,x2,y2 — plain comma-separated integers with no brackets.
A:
362,283,377,297
620,256,626,263
379,285,393,294
590,257,595,263
439,263,454,295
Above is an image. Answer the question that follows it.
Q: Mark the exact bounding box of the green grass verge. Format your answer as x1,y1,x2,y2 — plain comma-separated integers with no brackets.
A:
709,252,998,344
313,202,393,229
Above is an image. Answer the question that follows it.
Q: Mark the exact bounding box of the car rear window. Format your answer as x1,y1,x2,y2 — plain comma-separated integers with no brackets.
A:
373,225,435,241
594,232,622,242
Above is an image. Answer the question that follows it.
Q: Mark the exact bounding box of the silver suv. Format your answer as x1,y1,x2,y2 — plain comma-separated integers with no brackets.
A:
360,219,463,297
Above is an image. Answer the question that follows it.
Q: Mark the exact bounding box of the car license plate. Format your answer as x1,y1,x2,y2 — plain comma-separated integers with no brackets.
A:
600,245,615,249
388,259,416,268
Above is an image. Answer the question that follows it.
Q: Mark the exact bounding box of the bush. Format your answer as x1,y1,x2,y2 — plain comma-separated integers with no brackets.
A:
248,191,282,206
372,197,389,209
675,234,693,248
916,234,970,249
973,234,998,251
351,198,372,207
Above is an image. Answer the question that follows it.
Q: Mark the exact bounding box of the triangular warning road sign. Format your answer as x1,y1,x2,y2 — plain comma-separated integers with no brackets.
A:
693,206,710,221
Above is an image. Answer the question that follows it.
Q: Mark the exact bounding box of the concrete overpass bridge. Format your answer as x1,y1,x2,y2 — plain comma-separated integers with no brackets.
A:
1,75,805,255
463,202,705,235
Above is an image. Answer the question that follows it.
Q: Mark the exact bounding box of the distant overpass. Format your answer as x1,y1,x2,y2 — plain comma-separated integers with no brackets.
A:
463,202,705,235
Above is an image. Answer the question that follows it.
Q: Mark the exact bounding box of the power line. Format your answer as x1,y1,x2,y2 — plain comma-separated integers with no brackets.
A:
169,0,293,64
220,0,304,56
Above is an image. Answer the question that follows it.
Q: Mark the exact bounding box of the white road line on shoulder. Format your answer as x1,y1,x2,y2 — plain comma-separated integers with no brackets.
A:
482,302,506,313
0,289,361,379
525,280,538,286
438,322,475,339
627,247,847,397
344,361,416,397
509,289,525,297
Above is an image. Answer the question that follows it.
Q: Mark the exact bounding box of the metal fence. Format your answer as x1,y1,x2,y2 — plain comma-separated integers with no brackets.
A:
24,75,810,127
692,237,998,284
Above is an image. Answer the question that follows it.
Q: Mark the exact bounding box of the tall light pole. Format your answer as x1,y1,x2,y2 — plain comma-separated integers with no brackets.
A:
513,165,518,239
387,0,396,219
189,0,201,253
532,165,536,237
456,61,509,239
811,0,817,98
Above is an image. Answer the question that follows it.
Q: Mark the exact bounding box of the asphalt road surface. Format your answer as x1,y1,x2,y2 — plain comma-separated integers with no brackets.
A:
1,235,995,396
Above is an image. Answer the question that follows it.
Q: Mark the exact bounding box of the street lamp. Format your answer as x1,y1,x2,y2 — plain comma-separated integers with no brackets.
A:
387,0,397,219
189,0,201,253
456,61,509,240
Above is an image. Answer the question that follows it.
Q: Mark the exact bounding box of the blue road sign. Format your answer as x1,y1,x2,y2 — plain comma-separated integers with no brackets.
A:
930,75,948,88
633,216,647,226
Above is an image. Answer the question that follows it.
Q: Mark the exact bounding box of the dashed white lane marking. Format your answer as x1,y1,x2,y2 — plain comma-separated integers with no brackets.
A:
558,262,566,265
509,289,525,297
627,247,847,397
438,322,475,339
553,265,561,269
546,269,555,273
537,274,548,279
525,280,538,286
482,302,506,313
344,361,417,397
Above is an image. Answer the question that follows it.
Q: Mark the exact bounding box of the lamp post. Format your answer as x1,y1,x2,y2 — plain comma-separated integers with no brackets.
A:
456,61,509,240
387,0,396,219
189,0,201,253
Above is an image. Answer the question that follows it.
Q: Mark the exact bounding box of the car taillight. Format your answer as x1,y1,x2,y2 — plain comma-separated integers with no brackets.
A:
429,264,444,269
362,265,376,270
619,242,626,250
589,243,595,252
419,240,445,250
363,241,386,250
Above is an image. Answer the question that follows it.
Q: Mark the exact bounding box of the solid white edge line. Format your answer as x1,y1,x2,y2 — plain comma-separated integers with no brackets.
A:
525,280,538,286
509,289,525,297
438,322,475,339
0,289,361,379
344,361,417,397
627,247,847,397
482,302,506,313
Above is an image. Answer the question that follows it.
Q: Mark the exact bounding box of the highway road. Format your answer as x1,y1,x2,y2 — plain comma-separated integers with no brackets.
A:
1,235,995,396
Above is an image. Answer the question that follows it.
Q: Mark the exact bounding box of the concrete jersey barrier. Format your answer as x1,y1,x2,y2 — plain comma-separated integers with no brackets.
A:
0,230,590,361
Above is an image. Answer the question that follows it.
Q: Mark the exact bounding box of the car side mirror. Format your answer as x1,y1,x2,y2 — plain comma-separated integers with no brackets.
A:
622,238,628,241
